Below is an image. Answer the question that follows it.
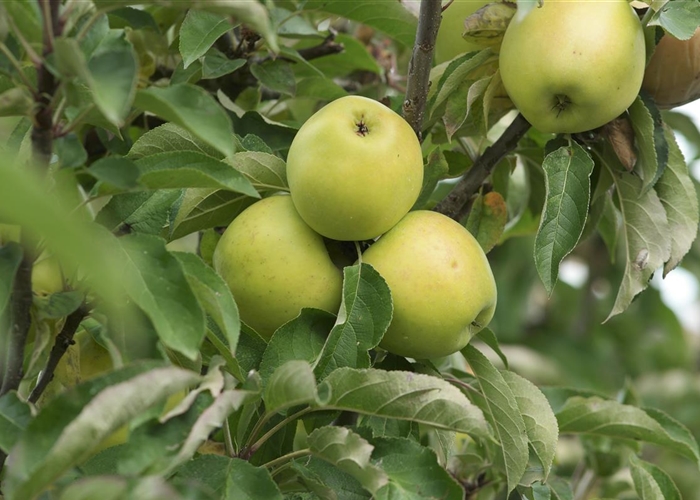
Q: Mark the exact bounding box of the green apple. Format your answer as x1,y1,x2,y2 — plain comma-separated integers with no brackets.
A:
286,95,424,241
499,0,645,133
213,195,343,339
362,211,497,359
435,0,489,64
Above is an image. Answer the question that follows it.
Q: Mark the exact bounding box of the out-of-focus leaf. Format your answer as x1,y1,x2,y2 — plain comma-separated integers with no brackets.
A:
656,126,699,275
557,397,700,466
315,264,392,380
55,134,88,169
0,391,31,453
0,87,33,117
4,363,200,500
533,141,594,295
413,148,448,210
179,10,231,69
319,368,490,439
116,233,206,360
462,345,528,492
134,84,236,157
307,426,388,495
302,0,417,47
629,455,682,500
89,157,141,191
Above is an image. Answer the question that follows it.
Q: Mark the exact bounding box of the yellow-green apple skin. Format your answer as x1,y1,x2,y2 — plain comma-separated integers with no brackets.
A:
362,211,496,359
435,0,489,64
499,0,645,133
213,195,343,339
286,95,423,241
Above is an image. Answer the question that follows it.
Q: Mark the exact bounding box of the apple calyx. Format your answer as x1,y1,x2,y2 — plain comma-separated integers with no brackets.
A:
552,94,572,116
355,120,369,137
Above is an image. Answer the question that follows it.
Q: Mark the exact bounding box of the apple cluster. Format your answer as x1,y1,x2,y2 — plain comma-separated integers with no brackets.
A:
213,96,498,359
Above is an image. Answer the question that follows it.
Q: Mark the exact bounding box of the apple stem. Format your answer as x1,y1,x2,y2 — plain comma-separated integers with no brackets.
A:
434,113,531,220
403,0,443,140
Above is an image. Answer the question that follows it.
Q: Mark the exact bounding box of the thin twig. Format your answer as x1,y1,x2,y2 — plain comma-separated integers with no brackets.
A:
262,448,311,470
31,0,63,168
296,33,344,60
28,302,91,404
243,406,314,459
434,113,531,220
402,0,442,140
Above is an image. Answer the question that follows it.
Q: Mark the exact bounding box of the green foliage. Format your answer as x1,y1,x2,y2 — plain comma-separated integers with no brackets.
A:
2,1,700,499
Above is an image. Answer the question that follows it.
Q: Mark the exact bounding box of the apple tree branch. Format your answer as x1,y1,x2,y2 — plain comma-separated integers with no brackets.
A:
434,113,531,219
402,0,442,140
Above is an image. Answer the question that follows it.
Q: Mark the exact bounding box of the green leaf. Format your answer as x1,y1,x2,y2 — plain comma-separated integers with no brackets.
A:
259,308,335,386
295,76,349,101
648,0,700,40
372,437,464,500
34,290,83,320
605,169,671,320
134,84,236,157
464,191,508,254
195,0,279,53
116,233,206,359
173,252,240,357
534,141,595,295
430,50,495,115
176,455,282,500
557,397,700,465
413,148,448,210
136,151,258,196
96,190,182,235
307,426,388,495
263,360,321,414
597,191,622,261
628,95,669,192
501,371,558,480
302,0,417,47
656,126,699,275
169,190,254,240
0,391,31,453
318,368,491,439
128,122,224,160
0,86,33,117
462,344,528,492
315,263,392,380
89,156,141,191
202,50,246,80
250,59,296,96
2,0,41,47
179,10,231,69
4,363,201,500
291,457,369,499
88,31,139,127
55,134,88,169
444,75,491,141
57,476,129,500
224,151,288,192
629,455,681,500
108,7,159,31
